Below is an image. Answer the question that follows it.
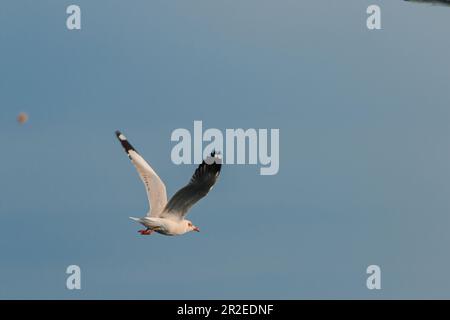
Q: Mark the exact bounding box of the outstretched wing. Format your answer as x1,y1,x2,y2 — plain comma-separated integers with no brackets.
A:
162,151,222,219
115,131,167,217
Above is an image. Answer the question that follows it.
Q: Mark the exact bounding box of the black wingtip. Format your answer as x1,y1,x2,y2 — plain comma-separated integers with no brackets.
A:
115,130,127,142
115,130,137,155
205,150,222,166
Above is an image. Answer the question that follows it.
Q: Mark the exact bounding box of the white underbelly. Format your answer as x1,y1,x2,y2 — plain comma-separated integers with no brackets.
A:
140,217,185,236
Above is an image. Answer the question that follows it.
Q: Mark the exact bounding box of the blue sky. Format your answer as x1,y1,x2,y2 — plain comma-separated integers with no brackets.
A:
1,0,450,299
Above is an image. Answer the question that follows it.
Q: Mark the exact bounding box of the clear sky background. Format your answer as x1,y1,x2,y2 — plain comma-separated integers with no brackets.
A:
1,0,450,299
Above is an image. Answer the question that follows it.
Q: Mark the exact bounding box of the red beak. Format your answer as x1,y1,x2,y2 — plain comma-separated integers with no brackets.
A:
193,226,200,232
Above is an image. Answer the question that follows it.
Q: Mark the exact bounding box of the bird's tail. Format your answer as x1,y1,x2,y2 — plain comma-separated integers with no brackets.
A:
129,217,143,223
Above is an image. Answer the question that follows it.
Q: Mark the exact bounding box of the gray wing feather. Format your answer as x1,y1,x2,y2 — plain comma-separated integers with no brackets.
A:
162,151,222,219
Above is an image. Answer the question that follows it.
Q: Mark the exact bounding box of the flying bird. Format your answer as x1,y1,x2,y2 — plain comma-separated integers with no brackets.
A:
115,130,222,236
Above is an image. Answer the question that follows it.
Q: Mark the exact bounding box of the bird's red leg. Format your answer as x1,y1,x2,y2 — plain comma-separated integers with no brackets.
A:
138,228,153,235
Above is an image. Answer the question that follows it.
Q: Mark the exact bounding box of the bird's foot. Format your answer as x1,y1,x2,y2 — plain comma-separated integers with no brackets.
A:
138,229,153,235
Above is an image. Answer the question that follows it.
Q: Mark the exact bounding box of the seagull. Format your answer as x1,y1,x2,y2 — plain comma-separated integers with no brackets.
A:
115,130,222,236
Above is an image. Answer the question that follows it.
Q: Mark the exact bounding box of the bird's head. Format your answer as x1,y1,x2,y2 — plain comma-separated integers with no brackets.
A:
185,220,200,233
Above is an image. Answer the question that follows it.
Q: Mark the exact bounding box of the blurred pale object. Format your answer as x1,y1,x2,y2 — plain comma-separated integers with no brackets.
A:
17,112,28,124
